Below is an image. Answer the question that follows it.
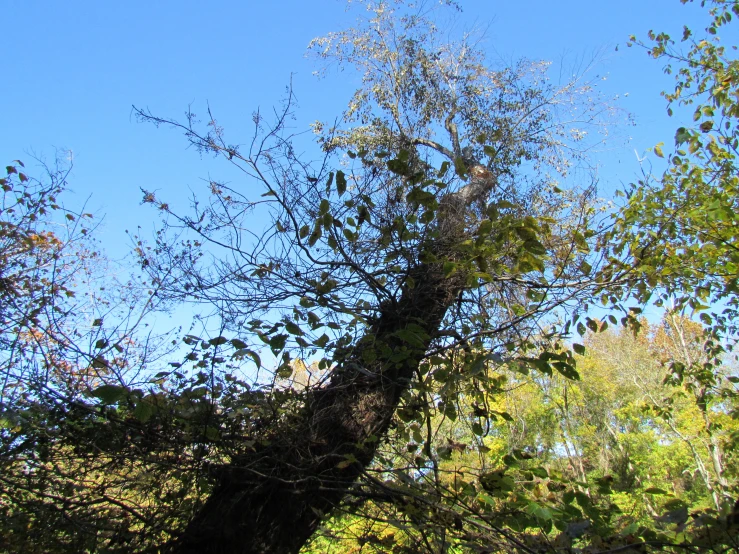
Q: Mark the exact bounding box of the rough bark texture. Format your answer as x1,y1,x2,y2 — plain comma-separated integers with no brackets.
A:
167,183,482,554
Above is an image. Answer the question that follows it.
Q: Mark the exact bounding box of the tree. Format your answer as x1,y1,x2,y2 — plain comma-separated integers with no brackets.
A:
13,1,739,552
0,160,174,553
602,0,739,499
130,2,614,552
605,0,739,350
586,0,739,547
0,159,93,398
652,314,734,509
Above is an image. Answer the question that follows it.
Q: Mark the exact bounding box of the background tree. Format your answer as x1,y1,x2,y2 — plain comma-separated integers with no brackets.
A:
0,160,177,553
303,316,739,554
604,0,739,405
0,159,95,400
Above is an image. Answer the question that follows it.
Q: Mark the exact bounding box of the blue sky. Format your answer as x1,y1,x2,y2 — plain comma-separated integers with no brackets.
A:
1,0,721,259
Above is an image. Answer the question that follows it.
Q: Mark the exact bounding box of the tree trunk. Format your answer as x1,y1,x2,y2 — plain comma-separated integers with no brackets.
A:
167,193,473,554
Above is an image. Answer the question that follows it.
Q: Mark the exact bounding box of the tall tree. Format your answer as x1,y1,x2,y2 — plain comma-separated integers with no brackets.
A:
133,2,613,552
603,0,739,504
605,0,739,346
0,159,173,553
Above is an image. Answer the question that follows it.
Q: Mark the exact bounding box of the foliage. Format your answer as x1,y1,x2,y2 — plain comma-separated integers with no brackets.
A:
304,317,739,553
600,0,739,514
0,160,95,398
0,161,180,553
307,0,609,182
606,0,739,341
124,1,615,551
2,0,739,553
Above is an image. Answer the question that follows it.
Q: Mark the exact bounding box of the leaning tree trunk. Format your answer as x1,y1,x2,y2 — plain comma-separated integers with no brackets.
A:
167,181,483,554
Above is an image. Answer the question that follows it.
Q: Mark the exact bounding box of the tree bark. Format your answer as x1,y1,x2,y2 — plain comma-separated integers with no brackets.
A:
167,191,474,554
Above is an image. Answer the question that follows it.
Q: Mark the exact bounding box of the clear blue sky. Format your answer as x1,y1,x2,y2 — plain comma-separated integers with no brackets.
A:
1,0,720,258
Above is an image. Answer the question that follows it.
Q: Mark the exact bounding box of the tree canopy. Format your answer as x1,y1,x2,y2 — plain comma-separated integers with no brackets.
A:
1,1,739,553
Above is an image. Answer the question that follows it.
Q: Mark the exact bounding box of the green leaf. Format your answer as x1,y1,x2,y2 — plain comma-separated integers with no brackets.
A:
336,453,357,470
553,361,580,380
231,338,247,349
454,156,468,178
308,227,322,247
204,426,220,441
314,334,330,348
269,334,288,353
502,454,519,467
493,410,514,422
394,326,428,348
477,219,493,236
575,491,590,507
134,400,155,423
285,321,304,336
92,384,128,404
277,364,293,379
387,158,409,175
233,349,261,369
319,199,330,215
526,503,552,521
357,205,370,225
573,343,586,355
523,238,546,256
336,170,347,196
675,127,691,144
